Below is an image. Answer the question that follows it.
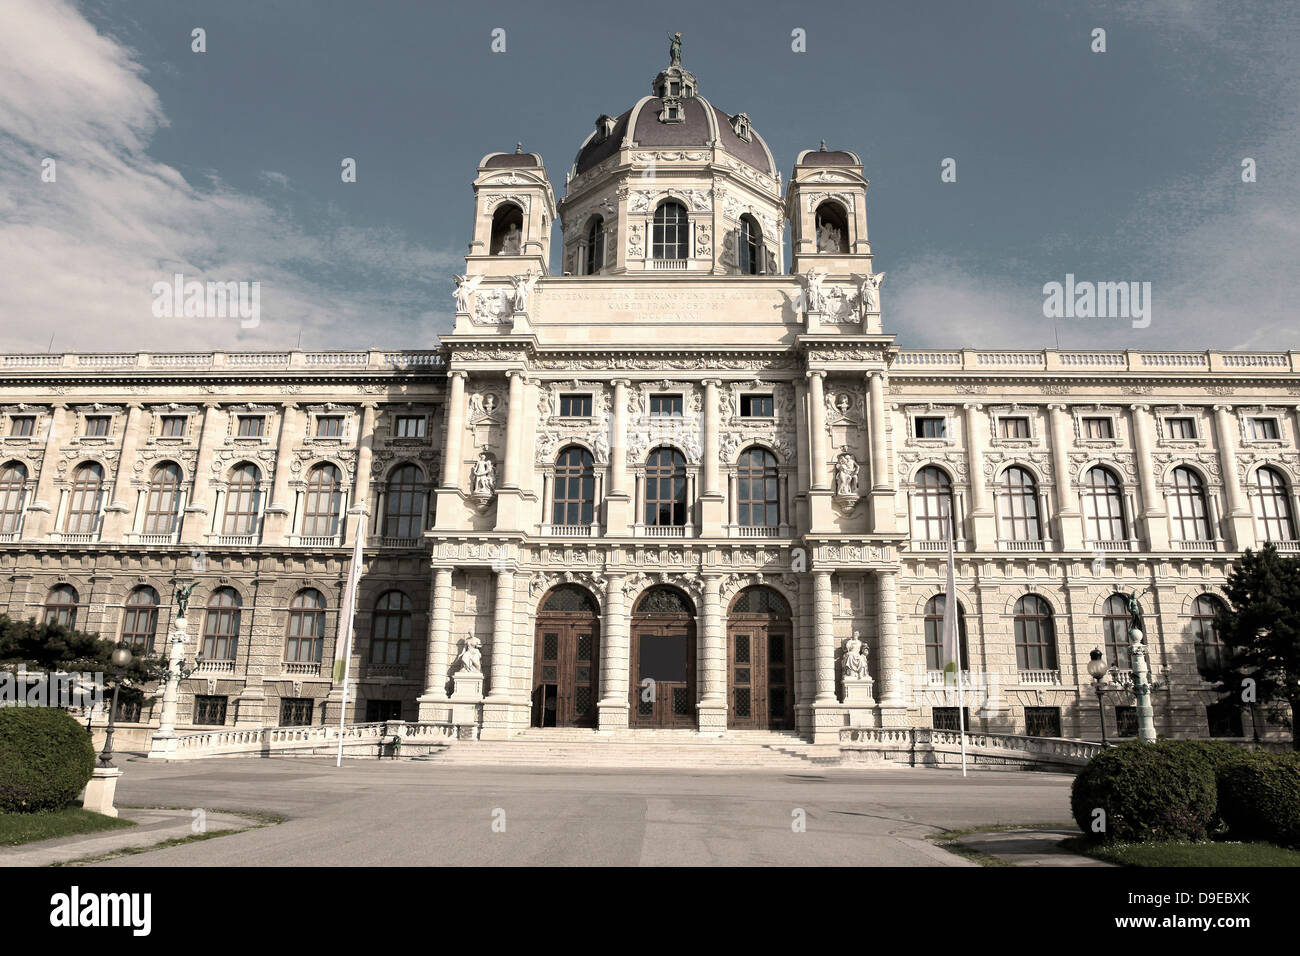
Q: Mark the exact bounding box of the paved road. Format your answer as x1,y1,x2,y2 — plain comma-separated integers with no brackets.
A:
101,756,1075,866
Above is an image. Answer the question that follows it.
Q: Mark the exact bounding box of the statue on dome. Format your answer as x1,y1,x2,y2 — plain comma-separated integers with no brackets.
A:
498,223,522,255
669,32,682,65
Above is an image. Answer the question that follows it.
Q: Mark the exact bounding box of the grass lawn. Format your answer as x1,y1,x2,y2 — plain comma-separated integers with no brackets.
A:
1060,837,1300,867
0,808,136,847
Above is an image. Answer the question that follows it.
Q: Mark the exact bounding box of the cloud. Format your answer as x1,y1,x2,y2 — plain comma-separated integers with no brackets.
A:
258,170,291,190
0,0,458,353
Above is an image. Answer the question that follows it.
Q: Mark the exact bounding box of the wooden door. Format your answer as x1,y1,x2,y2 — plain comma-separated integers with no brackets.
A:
531,617,599,728
728,622,793,729
629,623,696,728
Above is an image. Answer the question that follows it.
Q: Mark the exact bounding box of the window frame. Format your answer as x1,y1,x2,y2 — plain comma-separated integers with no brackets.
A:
644,447,688,527
201,588,242,662
651,201,689,261
1013,595,1058,671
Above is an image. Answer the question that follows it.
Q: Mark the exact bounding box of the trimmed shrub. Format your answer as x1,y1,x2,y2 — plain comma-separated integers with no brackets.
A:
0,707,96,813
1218,752,1300,848
1071,741,1217,843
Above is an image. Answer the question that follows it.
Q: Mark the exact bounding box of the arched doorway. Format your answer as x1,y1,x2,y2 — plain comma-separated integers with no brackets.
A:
630,586,696,728
531,585,600,728
727,586,793,729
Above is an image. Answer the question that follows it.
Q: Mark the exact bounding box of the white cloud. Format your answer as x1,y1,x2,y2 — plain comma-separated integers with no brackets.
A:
0,0,458,353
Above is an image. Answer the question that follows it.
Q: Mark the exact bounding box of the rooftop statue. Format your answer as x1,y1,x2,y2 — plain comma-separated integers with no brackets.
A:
669,32,682,66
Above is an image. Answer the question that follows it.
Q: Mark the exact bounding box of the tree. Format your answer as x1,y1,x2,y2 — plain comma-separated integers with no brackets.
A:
1214,545,1300,750
0,614,166,713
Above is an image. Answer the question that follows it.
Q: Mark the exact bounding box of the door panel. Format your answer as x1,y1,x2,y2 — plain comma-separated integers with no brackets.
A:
728,622,793,729
532,617,599,728
630,623,695,728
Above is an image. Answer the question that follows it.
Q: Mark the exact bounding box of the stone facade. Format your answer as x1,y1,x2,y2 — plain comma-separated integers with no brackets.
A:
2,54,1298,745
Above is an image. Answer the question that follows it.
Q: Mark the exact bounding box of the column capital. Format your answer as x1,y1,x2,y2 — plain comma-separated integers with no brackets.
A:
448,369,468,381
702,378,723,389
611,378,632,388
805,369,826,381
962,402,983,412
506,369,526,381
1046,403,1069,412
1128,402,1151,413
1212,403,1235,413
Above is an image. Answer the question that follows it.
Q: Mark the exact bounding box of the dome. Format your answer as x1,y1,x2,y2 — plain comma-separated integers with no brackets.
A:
481,148,544,169
795,146,861,167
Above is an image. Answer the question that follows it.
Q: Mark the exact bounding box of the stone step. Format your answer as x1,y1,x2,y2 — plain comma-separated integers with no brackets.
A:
420,738,841,769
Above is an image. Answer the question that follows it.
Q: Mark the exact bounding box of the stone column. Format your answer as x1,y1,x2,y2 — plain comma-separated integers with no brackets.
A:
1047,403,1082,549
182,403,223,546
867,371,896,532
962,402,994,548
346,402,377,544
877,569,904,711
812,570,835,703
700,380,724,534
261,403,301,541
502,371,524,488
807,371,828,489
598,573,630,730
25,403,69,538
698,574,727,733
480,568,517,738
605,380,632,535
1129,404,1169,550
147,616,191,758
1213,405,1253,550
102,404,144,540
793,379,810,531
441,371,467,489
417,568,454,718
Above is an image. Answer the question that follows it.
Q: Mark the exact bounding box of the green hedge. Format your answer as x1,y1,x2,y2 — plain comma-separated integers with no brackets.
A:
1071,741,1217,843
1217,752,1300,849
0,708,96,813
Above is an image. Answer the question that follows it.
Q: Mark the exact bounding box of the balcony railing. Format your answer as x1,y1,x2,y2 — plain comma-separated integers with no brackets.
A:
548,524,598,537
195,659,236,675
51,532,98,544
211,534,259,548
281,662,322,676
1265,539,1300,553
735,525,783,538
364,663,408,679
295,535,342,548
130,532,180,546
0,531,20,543
1173,538,1219,552
642,525,687,537
1016,669,1062,686
649,259,688,270
1086,538,1136,552
911,539,951,552
368,535,425,548
999,539,1047,552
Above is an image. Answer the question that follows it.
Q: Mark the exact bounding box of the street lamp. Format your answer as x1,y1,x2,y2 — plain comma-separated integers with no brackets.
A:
98,643,134,767
1086,647,1112,746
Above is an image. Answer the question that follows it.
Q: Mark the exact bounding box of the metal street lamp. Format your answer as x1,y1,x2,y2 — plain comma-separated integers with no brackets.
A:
98,644,134,768
1086,647,1112,746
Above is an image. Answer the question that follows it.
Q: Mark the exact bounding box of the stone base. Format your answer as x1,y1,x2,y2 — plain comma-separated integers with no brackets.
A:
842,677,875,706
810,704,847,743
416,694,453,722
450,672,484,728
147,732,177,760
81,767,123,817
597,699,629,731
877,705,911,728
696,702,727,735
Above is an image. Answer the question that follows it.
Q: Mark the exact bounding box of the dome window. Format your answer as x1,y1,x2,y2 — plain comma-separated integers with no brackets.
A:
739,215,763,275
658,98,684,124
593,115,616,144
652,201,689,260
731,113,752,143
582,216,605,275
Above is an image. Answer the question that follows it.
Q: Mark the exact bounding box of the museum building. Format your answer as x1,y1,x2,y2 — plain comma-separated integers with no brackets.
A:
1,48,1298,746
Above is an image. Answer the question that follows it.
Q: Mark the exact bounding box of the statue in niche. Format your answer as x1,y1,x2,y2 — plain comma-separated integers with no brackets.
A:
457,635,483,674
471,449,497,496
843,631,869,680
452,274,483,313
816,220,844,253
498,223,522,255
834,452,860,497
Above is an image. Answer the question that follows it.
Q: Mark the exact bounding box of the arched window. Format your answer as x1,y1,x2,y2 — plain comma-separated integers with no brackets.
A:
645,447,687,527
223,463,262,535
285,588,326,663
1081,466,1126,543
143,462,183,534
583,216,604,275
303,463,343,537
490,203,524,255
1013,595,1057,671
65,462,104,534
1249,466,1297,543
913,466,953,541
382,464,425,539
202,588,242,661
923,595,969,671
652,201,689,260
0,461,27,534
552,446,595,526
121,586,160,651
736,447,779,527
370,590,412,665
738,215,762,275
814,201,849,253
1168,466,1211,542
43,584,79,629
998,466,1042,541
1101,594,1133,670
1192,595,1226,679
540,584,600,615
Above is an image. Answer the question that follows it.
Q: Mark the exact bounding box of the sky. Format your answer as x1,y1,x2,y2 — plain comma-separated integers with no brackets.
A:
0,0,1297,353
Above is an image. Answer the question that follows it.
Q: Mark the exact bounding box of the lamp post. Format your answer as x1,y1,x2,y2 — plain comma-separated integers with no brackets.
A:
1086,648,1112,746
98,643,134,767
1129,626,1158,743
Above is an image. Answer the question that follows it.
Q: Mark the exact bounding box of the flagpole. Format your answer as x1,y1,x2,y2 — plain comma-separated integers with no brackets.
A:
335,506,366,768
943,501,968,777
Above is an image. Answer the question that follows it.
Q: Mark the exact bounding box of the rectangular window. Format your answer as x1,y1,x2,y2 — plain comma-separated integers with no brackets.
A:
997,416,1031,439
159,415,186,437
316,416,343,437
559,394,593,417
84,416,111,437
1082,417,1114,440
10,416,35,437
193,695,228,726
914,416,946,439
1249,417,1280,441
1165,417,1196,440
279,698,314,727
365,699,403,722
237,415,265,438
1024,706,1062,738
1114,706,1138,738
740,394,774,417
1206,703,1244,738
931,707,973,732
650,394,683,417
114,697,143,723
393,415,426,438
